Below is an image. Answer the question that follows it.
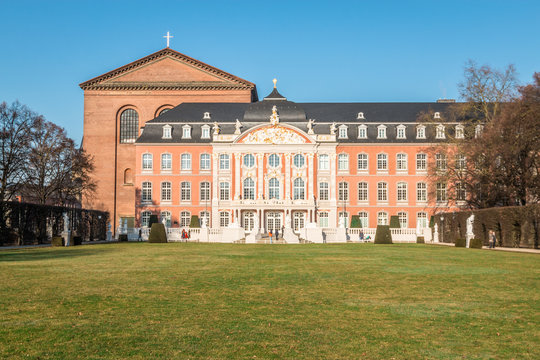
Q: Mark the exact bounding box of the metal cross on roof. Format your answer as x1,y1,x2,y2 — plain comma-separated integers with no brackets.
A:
163,31,173,48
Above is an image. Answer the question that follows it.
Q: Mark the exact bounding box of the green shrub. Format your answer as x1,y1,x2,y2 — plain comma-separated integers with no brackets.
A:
429,216,435,228
51,237,63,247
417,236,425,244
389,216,400,228
72,236,82,246
190,215,200,228
118,234,128,242
350,215,361,228
148,223,167,243
455,238,466,247
469,238,483,249
374,225,392,244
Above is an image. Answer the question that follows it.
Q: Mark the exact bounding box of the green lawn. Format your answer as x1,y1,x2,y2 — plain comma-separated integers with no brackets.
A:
1,243,539,359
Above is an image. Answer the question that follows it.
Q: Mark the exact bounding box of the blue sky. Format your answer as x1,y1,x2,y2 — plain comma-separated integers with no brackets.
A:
0,0,538,142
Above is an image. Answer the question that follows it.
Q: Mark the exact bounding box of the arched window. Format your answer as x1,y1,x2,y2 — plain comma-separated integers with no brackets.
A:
159,108,170,116
141,182,152,202
243,177,255,200
293,178,305,200
377,182,388,202
119,109,139,143
397,153,408,171
417,182,427,202
358,182,368,201
180,211,191,227
417,212,428,228
294,154,305,168
269,178,280,199
141,211,152,227
161,182,171,201
123,168,133,184
397,182,408,201
243,211,255,232
358,211,368,228
268,154,280,168
243,154,255,168
181,153,191,170
161,153,172,171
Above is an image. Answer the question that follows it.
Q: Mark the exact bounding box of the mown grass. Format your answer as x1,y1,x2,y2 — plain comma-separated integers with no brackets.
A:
1,243,538,359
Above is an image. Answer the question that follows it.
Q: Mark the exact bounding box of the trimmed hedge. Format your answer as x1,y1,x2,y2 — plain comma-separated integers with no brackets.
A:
389,216,400,228
51,236,63,246
350,215,361,228
470,238,483,249
374,225,392,244
433,204,540,249
417,236,425,244
455,238,466,247
118,234,128,242
190,215,200,228
148,223,167,243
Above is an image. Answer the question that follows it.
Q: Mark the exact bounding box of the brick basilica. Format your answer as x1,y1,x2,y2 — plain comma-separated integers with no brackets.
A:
81,47,457,241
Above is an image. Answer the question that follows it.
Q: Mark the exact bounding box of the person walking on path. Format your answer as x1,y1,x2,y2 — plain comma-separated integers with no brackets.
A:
489,230,496,248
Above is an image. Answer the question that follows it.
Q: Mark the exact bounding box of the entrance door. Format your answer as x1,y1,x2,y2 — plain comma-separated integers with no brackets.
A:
243,211,255,232
292,211,305,232
266,211,282,232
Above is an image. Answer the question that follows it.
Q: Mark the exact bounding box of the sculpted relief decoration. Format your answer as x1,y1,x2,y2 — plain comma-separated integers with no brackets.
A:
239,125,307,145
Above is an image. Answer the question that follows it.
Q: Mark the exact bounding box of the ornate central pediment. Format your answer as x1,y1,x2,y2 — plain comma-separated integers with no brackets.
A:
237,125,311,145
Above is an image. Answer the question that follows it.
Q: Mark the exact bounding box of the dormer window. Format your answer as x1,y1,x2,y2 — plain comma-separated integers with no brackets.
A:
377,125,387,139
455,124,464,139
475,124,484,138
338,125,348,139
396,124,406,139
434,112,441,119
357,124,367,139
357,112,365,119
201,125,210,139
182,125,191,139
162,125,172,139
203,112,211,120
416,125,426,139
436,124,446,139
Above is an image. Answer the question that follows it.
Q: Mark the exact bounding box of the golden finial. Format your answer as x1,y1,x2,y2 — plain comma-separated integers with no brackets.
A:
273,78,277,88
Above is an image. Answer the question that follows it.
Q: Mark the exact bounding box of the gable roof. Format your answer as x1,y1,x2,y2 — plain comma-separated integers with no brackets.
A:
79,48,257,94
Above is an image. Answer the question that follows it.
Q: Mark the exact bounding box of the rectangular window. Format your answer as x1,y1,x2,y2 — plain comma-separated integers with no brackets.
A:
219,182,230,201
200,154,211,171
318,154,329,170
180,182,191,201
338,126,348,139
456,182,466,201
436,182,447,202
200,182,210,201
397,182,408,201
142,182,152,202
319,182,329,201
398,212,408,228
181,154,191,170
182,127,191,139
377,182,388,202
142,154,153,170
338,182,348,201
357,154,368,171
377,154,388,171
456,154,466,170
358,212,368,228
318,212,329,228
161,182,171,201
357,126,367,139
416,153,427,171
436,153,447,171
219,154,230,170
161,154,172,171
201,126,210,139
377,127,387,139
220,212,230,227
397,126,406,139
397,153,408,171
417,182,427,202
417,212,428,228
338,154,348,171
416,126,426,139
358,182,368,202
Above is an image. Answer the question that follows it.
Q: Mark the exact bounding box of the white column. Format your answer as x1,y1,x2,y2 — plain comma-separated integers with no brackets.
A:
234,152,241,200
212,152,219,227
285,153,291,200
257,153,264,199
308,153,314,200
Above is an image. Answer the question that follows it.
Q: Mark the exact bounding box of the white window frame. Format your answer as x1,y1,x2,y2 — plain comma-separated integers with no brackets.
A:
161,153,172,171
162,125,172,139
416,125,426,139
436,182,447,202
416,182,427,202
357,124,367,139
200,153,211,171
436,124,446,139
377,212,388,225
161,181,172,202
293,178,305,200
181,153,192,171
243,154,255,168
398,212,408,228
377,153,388,172
219,154,230,170
142,153,153,171
201,125,211,139
142,181,152,202
268,154,280,168
396,124,406,139
396,153,408,171
318,212,329,228
243,177,255,200
182,125,191,139
416,153,427,172
417,212,428,229
319,182,329,201
397,182,408,202
293,154,305,168
318,154,329,171
219,211,230,228
219,182,230,201
338,182,348,201
180,211,191,227
268,177,280,200
338,153,349,171
358,182,368,202
377,182,388,202
377,125,387,139
455,124,465,139
358,211,368,228
200,181,210,202
338,125,348,139
180,181,191,202
141,211,152,227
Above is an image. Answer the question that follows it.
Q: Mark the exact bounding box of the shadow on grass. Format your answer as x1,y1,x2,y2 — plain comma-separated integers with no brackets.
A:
0,247,112,262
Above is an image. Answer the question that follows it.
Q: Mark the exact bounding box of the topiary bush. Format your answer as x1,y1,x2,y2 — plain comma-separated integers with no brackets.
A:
389,216,400,228
72,236,82,246
469,238,483,249
374,225,392,244
148,223,167,243
350,215,361,228
118,234,128,242
190,215,200,228
51,236,63,246
455,238,466,247
417,236,425,244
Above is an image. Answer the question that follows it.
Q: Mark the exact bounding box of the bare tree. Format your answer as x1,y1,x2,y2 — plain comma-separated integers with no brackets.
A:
425,64,539,210
0,101,40,241
24,117,96,205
